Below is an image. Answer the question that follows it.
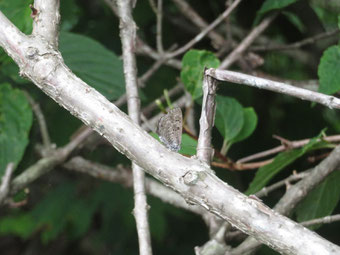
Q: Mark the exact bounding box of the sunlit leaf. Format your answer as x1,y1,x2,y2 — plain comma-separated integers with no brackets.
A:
318,45,340,95
230,107,258,144
0,0,33,34
181,50,220,100
215,95,244,143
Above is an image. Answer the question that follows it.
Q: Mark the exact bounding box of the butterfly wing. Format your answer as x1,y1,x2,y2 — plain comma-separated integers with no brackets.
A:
156,107,182,152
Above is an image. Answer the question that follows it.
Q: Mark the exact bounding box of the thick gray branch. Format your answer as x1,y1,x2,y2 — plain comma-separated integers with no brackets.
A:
0,11,339,255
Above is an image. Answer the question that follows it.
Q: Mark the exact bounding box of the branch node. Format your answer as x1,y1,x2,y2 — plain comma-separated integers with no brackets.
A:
183,170,200,186
29,4,39,20
26,47,39,59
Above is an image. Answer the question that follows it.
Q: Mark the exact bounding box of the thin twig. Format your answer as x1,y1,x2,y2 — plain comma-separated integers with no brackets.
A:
206,68,340,110
23,91,52,150
64,156,204,215
0,163,15,205
251,29,340,52
116,0,153,254
211,159,273,170
156,0,164,54
147,0,157,14
255,170,310,198
220,13,278,69
104,0,182,70
9,127,92,196
165,0,242,59
136,37,182,69
142,83,183,116
301,214,340,227
238,135,340,163
171,0,225,48
139,58,165,86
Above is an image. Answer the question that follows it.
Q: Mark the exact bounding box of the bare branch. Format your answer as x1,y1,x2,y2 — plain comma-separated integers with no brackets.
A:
32,0,60,47
231,144,340,254
116,0,153,254
197,71,217,165
220,14,277,69
1,10,339,254
165,0,242,59
0,163,15,205
9,128,92,196
206,68,340,110
251,28,340,52
302,214,340,227
142,83,183,116
171,0,225,48
23,91,52,151
238,135,340,163
156,0,164,54
255,171,310,198
64,157,204,216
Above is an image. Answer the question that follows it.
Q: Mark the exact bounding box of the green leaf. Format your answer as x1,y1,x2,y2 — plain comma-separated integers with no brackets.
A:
67,199,97,239
30,182,97,243
0,214,36,239
151,132,197,156
246,150,302,195
31,183,75,243
60,0,81,31
0,83,33,177
257,0,298,16
179,134,197,155
254,0,298,24
180,50,220,100
0,60,30,84
230,107,258,144
282,11,306,33
215,96,244,143
296,171,340,230
318,45,340,95
0,0,33,34
0,0,33,64
246,131,327,195
59,32,125,101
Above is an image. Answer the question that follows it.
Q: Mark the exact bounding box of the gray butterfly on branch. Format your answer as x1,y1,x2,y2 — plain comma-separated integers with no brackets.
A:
156,107,183,152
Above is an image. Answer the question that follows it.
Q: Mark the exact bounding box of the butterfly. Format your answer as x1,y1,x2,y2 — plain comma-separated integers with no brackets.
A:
156,107,183,152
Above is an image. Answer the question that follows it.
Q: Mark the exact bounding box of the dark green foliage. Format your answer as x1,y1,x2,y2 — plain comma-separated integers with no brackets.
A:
296,171,340,230
0,0,33,34
59,32,125,101
0,83,32,176
254,0,299,24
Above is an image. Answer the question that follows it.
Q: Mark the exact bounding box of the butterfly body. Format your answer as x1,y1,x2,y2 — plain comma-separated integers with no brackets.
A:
156,107,183,152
